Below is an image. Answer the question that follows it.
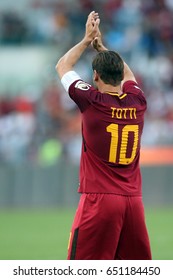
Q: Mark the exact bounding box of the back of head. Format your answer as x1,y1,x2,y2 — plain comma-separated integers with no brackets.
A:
92,51,124,86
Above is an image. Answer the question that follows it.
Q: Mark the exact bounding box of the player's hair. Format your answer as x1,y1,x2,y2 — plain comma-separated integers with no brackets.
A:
92,51,124,86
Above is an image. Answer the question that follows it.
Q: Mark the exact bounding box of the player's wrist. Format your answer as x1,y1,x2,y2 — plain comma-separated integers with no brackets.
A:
82,36,92,47
92,37,107,52
97,41,108,51
97,44,107,52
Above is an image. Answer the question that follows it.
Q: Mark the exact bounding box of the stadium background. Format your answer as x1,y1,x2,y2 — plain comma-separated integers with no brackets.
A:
0,0,173,260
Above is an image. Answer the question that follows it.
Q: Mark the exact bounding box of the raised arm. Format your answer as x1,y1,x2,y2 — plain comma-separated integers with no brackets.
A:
92,34,137,85
56,11,100,79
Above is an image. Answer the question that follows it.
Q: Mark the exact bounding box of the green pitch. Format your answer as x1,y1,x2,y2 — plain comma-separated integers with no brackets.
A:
0,207,172,260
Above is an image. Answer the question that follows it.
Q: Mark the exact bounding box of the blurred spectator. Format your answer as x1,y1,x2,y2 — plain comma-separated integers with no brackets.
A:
0,96,35,163
0,97,14,115
1,12,28,44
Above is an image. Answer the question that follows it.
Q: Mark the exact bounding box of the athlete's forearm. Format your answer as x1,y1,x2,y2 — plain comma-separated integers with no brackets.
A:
56,38,90,79
92,36,108,52
123,61,136,81
56,11,100,79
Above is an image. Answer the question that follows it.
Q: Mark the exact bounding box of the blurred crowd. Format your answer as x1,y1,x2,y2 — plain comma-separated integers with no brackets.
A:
0,0,173,165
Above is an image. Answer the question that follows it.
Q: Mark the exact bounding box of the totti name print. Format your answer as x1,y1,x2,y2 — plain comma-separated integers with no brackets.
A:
111,107,137,119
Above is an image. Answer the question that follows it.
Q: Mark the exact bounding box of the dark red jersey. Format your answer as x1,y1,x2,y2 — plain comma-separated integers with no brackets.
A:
69,80,147,196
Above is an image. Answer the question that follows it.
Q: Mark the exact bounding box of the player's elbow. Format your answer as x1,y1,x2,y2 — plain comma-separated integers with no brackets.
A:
55,57,65,79
55,57,63,73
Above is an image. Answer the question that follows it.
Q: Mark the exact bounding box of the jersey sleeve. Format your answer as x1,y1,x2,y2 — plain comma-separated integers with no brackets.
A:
122,80,143,95
69,80,99,112
61,71,98,112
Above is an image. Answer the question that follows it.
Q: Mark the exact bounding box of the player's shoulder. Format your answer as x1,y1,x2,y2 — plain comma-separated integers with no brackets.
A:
69,79,98,99
122,80,143,95
122,80,146,106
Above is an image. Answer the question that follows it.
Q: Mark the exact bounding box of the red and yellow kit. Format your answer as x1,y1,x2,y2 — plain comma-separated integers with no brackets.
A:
67,79,151,260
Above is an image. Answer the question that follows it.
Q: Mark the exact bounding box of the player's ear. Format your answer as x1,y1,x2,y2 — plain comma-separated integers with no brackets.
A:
93,70,99,82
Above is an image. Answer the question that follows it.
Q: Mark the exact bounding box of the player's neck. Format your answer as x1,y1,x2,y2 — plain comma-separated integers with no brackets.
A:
98,84,122,95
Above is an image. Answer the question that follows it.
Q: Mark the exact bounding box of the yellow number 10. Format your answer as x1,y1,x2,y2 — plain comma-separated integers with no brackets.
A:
106,124,139,164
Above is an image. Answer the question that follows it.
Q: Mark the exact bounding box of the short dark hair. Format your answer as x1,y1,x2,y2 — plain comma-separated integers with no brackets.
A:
92,51,124,86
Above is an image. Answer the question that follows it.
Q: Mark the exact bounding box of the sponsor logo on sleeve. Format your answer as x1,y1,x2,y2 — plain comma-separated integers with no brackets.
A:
75,81,91,91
